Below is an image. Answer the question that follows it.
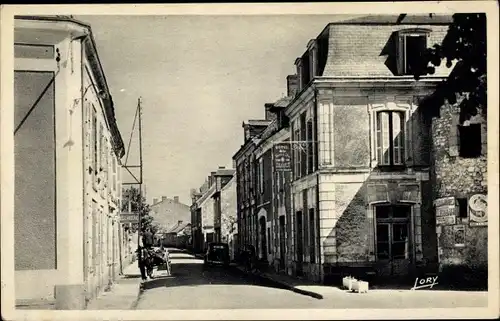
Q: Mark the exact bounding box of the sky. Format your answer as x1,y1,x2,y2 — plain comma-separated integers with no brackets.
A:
76,14,353,205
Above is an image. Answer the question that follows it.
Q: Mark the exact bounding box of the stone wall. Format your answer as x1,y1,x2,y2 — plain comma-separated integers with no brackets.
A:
220,177,237,242
431,101,487,287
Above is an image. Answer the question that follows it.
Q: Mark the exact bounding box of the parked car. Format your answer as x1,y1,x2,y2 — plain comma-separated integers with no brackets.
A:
204,242,230,268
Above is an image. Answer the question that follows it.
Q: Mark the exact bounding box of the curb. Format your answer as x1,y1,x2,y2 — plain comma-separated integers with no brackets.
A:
129,281,144,310
234,266,324,300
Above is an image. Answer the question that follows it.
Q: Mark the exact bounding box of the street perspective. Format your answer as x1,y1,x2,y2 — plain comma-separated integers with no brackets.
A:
2,5,497,319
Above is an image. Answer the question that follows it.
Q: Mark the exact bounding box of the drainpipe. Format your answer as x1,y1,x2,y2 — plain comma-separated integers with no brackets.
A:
314,87,323,283
78,33,91,302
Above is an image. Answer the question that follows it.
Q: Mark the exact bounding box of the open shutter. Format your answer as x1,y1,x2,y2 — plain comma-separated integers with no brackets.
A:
396,33,405,75
448,113,460,157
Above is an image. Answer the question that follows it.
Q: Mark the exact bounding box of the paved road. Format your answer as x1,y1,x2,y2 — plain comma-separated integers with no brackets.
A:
135,250,488,310
134,250,320,309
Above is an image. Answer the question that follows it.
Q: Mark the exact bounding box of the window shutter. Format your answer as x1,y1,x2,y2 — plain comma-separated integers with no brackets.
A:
480,122,487,156
448,113,460,157
397,33,405,75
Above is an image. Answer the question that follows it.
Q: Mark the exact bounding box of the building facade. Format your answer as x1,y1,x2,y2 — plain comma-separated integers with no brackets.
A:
233,120,272,257
231,15,468,285
13,16,126,309
149,195,191,232
284,14,453,283
212,168,237,242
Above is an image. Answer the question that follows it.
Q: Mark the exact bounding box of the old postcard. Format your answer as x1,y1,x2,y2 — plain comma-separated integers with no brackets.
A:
1,2,498,320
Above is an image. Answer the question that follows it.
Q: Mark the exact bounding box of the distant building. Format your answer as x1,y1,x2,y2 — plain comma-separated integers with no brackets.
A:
233,120,272,253
212,168,236,242
12,16,126,309
190,167,237,253
149,196,190,232
163,221,192,249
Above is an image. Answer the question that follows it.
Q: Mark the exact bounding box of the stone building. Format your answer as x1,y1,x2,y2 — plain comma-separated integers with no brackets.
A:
12,16,126,309
430,99,487,287
149,195,190,232
233,120,272,255
212,168,237,242
282,14,453,283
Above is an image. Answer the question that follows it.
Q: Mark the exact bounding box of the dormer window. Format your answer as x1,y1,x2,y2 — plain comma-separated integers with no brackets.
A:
397,29,430,75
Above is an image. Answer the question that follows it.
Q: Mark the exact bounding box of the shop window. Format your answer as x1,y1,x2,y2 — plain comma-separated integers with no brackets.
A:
458,124,482,158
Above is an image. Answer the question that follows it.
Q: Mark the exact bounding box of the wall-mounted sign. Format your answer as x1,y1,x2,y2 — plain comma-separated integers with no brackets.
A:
469,194,487,227
120,212,139,224
274,143,292,172
434,196,455,208
453,225,465,247
436,215,456,226
436,205,456,217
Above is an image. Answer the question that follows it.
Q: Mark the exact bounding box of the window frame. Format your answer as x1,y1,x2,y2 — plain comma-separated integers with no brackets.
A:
397,29,431,76
370,103,411,168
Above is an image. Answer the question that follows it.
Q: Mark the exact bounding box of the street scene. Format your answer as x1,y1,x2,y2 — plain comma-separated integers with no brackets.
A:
2,3,496,318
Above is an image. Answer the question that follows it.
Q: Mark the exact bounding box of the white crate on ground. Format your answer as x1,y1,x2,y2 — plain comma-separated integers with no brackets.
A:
342,276,357,291
352,280,369,293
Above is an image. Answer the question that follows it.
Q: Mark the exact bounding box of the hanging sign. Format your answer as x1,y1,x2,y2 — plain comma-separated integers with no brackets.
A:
274,143,292,172
469,194,487,227
120,212,139,224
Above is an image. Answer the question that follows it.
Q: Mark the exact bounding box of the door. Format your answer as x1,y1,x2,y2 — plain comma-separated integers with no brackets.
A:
279,216,286,270
259,216,267,260
296,211,303,275
375,205,411,277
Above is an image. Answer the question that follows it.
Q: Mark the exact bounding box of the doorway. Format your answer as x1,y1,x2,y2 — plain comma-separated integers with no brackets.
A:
279,216,286,270
375,205,412,277
295,211,303,276
259,216,267,261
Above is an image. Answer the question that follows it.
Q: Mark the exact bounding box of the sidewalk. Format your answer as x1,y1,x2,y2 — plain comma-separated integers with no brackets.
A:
85,262,143,310
233,264,488,308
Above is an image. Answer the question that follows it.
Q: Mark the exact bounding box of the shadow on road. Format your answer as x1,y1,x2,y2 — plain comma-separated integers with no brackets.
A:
141,259,290,292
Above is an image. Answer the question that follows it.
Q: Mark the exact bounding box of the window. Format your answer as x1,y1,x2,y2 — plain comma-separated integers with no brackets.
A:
376,111,405,166
307,119,314,174
457,198,468,218
293,128,301,179
267,227,271,254
375,205,411,261
259,158,264,194
397,30,429,75
459,124,481,158
300,114,307,177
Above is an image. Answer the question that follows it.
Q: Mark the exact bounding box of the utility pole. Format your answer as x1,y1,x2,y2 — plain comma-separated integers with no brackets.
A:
121,97,144,254
137,97,144,249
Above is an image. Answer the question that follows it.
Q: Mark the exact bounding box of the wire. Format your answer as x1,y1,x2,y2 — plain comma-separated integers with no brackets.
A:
14,72,57,135
124,103,139,166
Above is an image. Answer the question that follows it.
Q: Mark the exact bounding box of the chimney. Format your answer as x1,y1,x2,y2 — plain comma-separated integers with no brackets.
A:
265,103,277,121
153,198,158,205
287,74,299,97
178,220,183,225
162,196,167,202
174,196,179,203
